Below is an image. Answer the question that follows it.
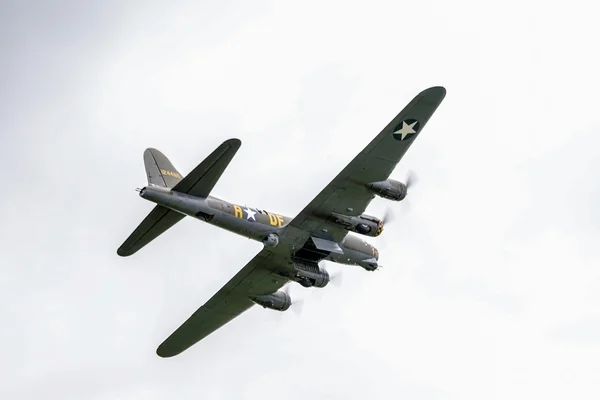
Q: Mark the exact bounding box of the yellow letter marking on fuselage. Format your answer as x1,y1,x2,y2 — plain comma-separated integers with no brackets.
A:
269,213,278,226
268,213,284,227
234,205,243,219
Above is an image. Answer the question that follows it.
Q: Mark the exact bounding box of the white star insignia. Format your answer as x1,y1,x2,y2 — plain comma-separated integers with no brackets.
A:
244,207,256,221
394,120,418,140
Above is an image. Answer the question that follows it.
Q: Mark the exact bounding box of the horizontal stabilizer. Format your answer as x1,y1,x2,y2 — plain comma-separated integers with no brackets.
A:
171,138,241,198
117,138,241,257
117,205,185,257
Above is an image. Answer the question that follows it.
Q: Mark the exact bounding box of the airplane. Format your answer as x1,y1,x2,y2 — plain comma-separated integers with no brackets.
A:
117,86,446,358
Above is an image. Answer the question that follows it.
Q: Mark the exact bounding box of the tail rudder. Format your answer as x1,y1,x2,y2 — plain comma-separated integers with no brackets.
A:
143,148,183,188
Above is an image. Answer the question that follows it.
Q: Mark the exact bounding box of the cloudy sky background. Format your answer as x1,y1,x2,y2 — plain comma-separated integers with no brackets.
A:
2,0,599,398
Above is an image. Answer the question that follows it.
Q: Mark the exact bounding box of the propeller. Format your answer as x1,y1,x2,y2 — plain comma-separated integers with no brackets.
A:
274,265,344,318
307,264,344,303
329,269,344,288
382,208,395,225
400,169,419,216
405,169,419,190
381,170,419,230
283,284,304,315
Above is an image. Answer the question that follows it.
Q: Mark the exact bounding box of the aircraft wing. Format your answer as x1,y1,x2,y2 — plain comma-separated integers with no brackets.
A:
156,249,288,358
289,86,446,241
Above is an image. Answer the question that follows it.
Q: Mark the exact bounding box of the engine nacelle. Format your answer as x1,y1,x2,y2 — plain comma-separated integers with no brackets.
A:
263,233,279,247
330,213,383,237
251,291,291,311
366,179,407,201
286,261,330,288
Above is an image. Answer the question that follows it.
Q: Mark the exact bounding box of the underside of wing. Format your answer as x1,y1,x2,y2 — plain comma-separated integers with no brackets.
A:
172,138,241,198
156,249,288,358
117,205,185,257
289,86,446,241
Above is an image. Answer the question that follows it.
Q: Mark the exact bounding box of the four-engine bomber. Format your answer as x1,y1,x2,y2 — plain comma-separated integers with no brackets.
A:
117,86,446,358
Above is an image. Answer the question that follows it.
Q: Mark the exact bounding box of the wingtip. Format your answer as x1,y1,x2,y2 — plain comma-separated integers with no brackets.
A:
156,345,178,358
156,349,168,358
224,138,242,148
421,86,446,97
116,247,132,257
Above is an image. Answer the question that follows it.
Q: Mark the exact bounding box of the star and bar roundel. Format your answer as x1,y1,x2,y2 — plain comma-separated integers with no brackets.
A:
392,119,420,141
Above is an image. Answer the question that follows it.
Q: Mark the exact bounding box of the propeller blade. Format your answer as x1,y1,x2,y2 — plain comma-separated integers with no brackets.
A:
284,284,306,314
381,170,418,226
405,170,419,189
329,269,344,288
290,299,304,315
399,198,412,216
382,207,395,225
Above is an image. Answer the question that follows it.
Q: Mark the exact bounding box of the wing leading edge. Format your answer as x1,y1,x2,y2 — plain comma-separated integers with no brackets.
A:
156,249,288,358
289,86,446,241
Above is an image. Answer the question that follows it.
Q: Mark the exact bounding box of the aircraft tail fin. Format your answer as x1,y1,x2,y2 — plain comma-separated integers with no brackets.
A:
144,148,183,188
117,139,241,257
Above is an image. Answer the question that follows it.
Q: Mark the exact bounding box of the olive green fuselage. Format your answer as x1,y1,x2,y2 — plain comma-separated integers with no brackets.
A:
140,186,379,269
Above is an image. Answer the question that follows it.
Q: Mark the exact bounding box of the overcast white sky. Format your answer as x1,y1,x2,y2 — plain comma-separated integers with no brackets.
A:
2,0,599,399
